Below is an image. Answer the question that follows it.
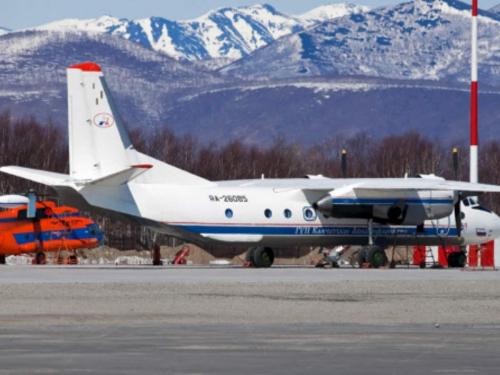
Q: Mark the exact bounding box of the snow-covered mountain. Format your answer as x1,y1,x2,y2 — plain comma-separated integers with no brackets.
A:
0,27,10,35
0,30,223,129
222,0,500,85
34,3,368,62
299,3,369,23
1,0,500,146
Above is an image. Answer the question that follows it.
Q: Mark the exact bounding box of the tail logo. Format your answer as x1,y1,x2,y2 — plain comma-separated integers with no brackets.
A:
93,113,114,128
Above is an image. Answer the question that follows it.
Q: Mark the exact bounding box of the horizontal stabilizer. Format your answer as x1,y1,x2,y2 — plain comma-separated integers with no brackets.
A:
0,166,73,186
88,164,153,186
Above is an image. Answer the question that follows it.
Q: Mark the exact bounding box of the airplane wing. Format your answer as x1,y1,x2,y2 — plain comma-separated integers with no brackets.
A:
233,177,500,195
350,179,500,195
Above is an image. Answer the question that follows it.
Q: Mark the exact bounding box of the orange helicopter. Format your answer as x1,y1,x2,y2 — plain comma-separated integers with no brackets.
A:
0,192,103,264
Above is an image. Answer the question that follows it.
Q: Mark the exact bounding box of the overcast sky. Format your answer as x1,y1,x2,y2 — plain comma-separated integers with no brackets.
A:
1,0,499,30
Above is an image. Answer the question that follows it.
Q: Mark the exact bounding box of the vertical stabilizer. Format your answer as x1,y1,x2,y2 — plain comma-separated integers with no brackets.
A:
67,62,209,186
67,62,134,180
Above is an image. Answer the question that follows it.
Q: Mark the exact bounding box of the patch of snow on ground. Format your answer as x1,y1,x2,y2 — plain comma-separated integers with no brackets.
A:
6,255,32,265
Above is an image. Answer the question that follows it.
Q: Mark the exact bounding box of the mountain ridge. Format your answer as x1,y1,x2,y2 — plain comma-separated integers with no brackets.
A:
30,3,367,62
221,0,500,86
1,0,500,146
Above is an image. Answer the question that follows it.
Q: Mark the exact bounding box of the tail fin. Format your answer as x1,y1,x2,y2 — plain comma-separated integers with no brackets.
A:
67,62,132,180
67,62,208,185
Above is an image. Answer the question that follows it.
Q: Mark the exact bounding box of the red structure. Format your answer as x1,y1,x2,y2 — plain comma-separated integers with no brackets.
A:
412,246,426,267
172,245,190,265
412,242,495,268
469,241,495,267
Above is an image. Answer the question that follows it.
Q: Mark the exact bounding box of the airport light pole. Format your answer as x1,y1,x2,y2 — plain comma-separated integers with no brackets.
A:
341,149,347,178
452,147,459,181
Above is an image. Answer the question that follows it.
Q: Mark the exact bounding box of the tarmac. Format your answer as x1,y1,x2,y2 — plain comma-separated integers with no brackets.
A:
1,266,500,374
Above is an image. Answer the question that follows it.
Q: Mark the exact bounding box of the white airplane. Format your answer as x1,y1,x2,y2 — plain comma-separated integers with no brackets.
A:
2,62,500,268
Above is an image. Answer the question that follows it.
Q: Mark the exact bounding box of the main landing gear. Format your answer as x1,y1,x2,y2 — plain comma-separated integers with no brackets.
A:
357,246,389,268
246,247,275,268
357,219,389,268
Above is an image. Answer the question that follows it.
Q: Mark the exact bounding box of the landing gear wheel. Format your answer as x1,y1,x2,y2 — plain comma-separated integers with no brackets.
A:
0,254,5,265
366,246,388,268
246,247,274,268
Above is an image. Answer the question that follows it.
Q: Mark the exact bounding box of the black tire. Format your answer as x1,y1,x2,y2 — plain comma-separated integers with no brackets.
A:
447,252,466,268
251,247,275,268
0,254,5,265
366,246,388,268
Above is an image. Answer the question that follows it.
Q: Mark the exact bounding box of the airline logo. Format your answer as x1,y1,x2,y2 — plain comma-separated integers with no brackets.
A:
93,113,114,128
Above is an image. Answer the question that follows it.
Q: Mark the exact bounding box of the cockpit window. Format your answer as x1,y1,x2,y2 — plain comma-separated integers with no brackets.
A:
462,199,470,206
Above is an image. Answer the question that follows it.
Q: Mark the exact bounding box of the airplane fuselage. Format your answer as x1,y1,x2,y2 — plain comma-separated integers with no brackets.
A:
67,180,500,249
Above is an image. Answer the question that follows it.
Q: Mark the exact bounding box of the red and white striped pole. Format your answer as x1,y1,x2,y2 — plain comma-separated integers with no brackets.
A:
470,0,479,183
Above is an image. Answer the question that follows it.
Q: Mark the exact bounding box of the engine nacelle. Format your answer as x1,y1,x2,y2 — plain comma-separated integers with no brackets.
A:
315,188,456,225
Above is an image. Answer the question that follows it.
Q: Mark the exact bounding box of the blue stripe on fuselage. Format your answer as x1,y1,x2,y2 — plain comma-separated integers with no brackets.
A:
176,224,457,237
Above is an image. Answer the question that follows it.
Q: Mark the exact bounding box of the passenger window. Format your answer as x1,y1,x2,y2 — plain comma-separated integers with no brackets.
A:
303,207,316,221
284,209,292,219
225,209,233,219
264,209,272,219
